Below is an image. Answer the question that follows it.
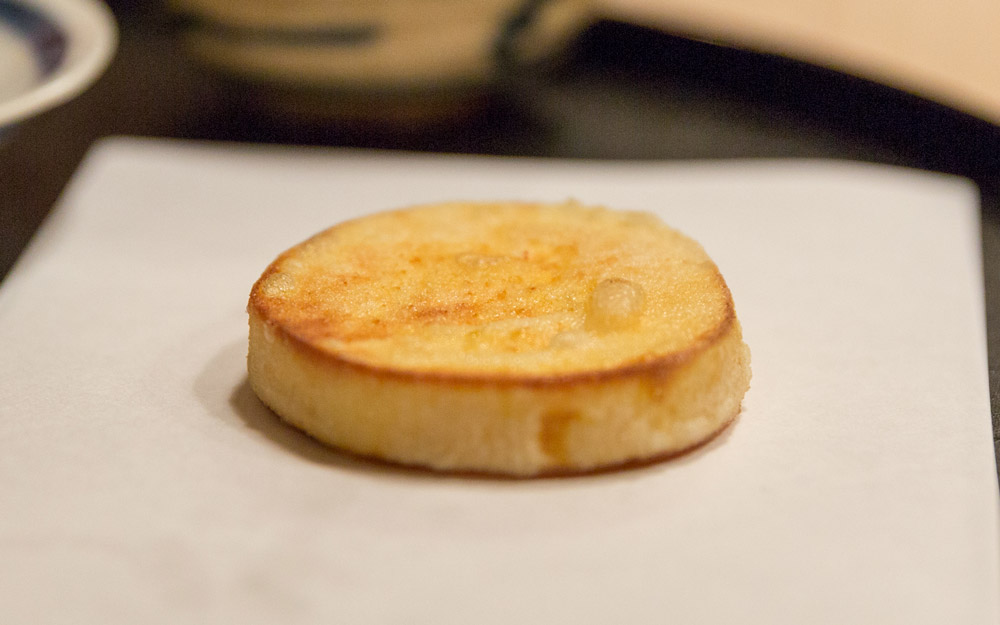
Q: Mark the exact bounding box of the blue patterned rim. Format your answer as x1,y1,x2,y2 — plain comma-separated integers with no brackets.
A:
0,0,116,127
0,0,67,76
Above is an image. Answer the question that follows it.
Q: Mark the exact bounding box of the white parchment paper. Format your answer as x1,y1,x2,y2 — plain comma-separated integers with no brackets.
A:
1,138,997,624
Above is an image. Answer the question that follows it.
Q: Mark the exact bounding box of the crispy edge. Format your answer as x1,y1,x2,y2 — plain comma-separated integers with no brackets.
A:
248,274,736,389
247,204,737,388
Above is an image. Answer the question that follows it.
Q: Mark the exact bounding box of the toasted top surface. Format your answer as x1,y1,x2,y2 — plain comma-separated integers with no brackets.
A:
250,201,734,379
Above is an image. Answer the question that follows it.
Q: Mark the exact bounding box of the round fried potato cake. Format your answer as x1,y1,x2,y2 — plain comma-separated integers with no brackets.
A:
248,201,750,476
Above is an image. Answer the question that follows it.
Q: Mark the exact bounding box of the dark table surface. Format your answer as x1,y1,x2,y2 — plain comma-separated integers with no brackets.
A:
3,2,1000,472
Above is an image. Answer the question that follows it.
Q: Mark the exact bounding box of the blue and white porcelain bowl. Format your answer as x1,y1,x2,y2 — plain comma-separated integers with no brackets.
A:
0,0,116,128
167,0,590,126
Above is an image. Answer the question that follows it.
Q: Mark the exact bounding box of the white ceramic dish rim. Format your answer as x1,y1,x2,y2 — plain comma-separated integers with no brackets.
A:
0,0,117,127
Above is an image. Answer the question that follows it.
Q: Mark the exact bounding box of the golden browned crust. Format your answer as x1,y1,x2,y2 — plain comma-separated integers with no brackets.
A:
248,201,737,386
250,296,734,388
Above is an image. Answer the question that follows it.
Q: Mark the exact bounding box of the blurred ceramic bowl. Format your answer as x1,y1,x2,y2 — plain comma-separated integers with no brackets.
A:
0,0,116,128
168,0,591,127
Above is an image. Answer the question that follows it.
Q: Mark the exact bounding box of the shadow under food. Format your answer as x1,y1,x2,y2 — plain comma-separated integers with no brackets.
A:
227,377,433,479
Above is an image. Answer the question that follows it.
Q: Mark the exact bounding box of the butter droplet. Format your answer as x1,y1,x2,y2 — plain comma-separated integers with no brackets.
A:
585,278,645,333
